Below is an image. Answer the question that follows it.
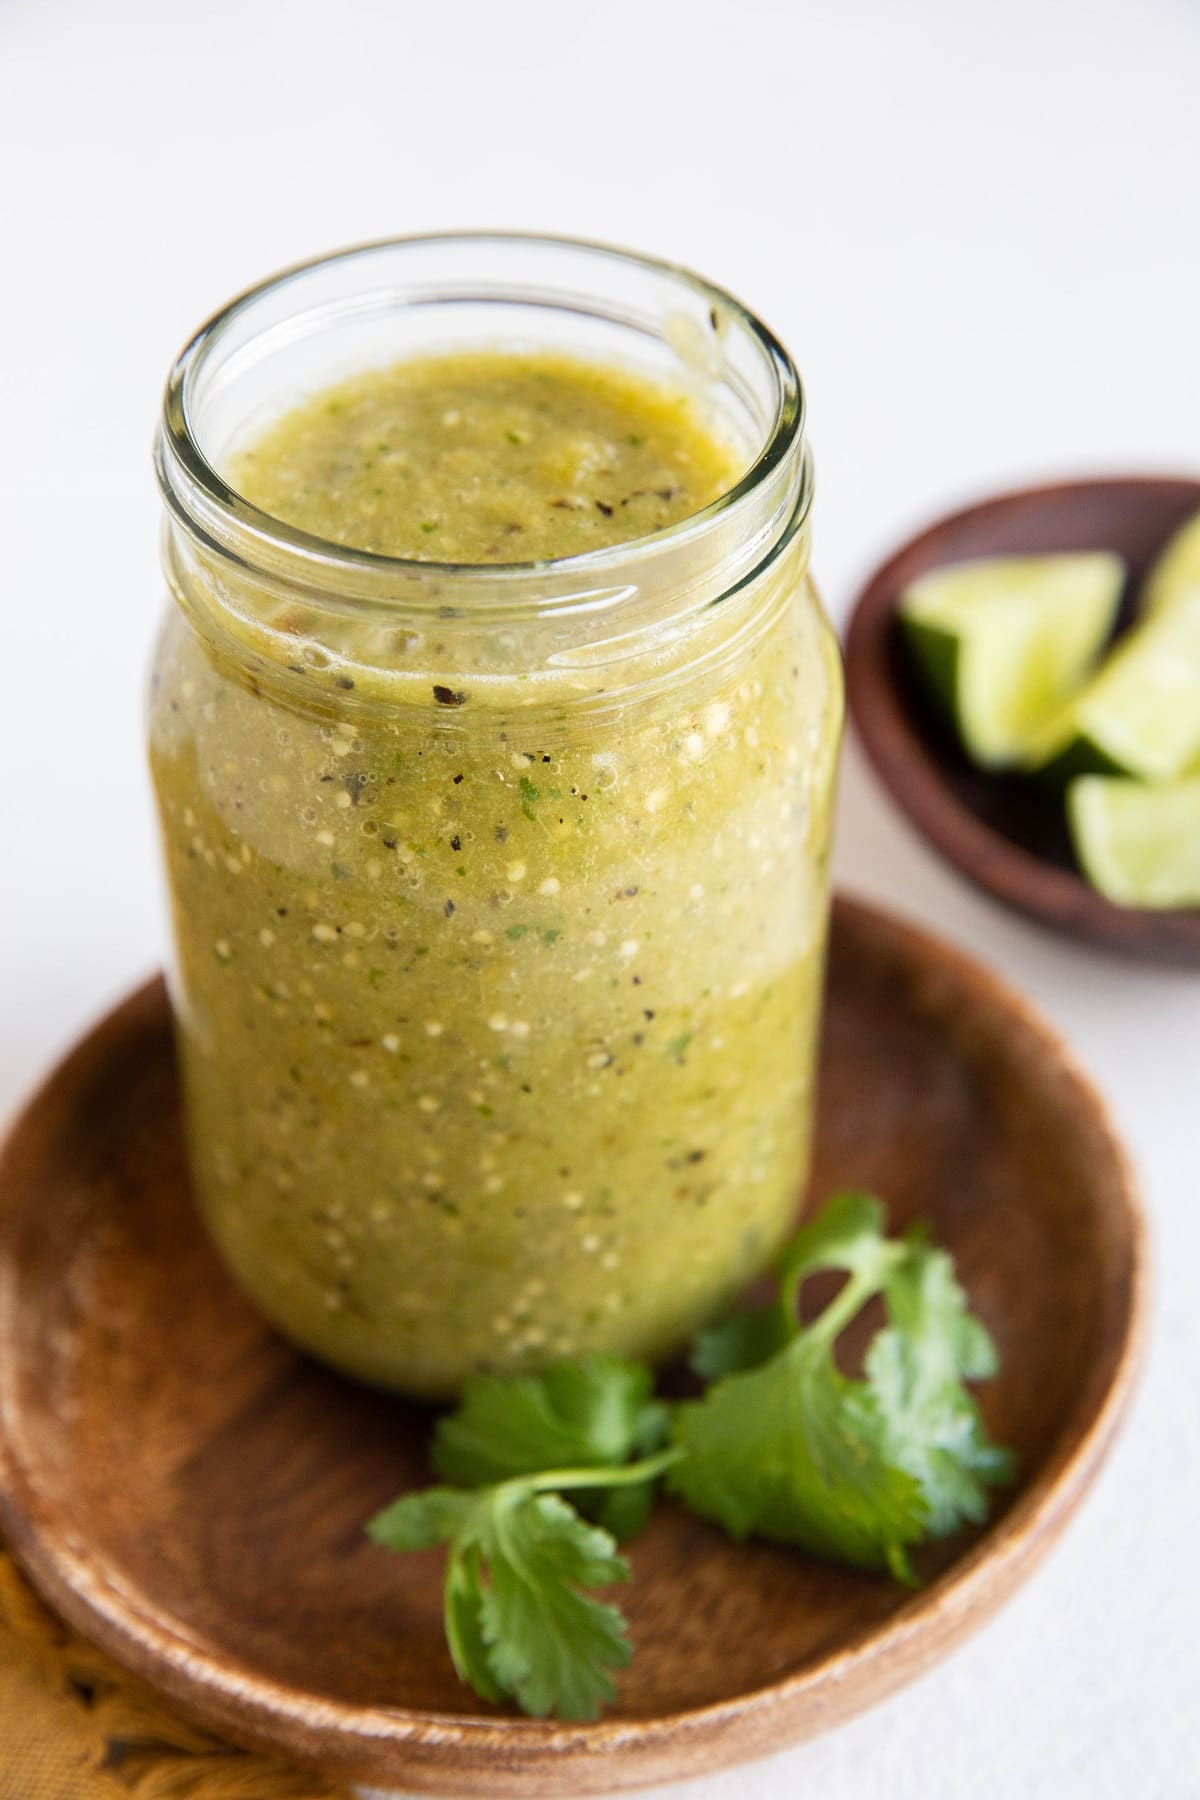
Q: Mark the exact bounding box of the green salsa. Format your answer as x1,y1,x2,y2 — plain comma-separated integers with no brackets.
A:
149,351,842,1397
229,351,737,562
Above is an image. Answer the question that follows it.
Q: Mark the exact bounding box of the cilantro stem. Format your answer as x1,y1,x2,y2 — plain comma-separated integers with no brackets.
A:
519,1446,685,1498
802,1269,879,1343
776,1251,903,1346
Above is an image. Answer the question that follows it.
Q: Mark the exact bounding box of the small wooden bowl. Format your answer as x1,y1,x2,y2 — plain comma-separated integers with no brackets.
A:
844,475,1200,965
0,896,1146,1795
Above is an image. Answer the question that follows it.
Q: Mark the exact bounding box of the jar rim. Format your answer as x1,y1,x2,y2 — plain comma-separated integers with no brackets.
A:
157,232,808,596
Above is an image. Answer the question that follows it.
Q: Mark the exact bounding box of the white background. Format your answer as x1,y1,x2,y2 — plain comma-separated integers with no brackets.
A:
2,1,1198,1795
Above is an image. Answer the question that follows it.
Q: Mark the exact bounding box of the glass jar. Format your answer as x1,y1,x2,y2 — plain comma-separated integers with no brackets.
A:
148,235,843,1398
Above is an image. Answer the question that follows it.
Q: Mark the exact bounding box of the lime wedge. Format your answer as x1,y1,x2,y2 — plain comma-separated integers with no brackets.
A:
1141,507,1200,616
1028,587,1200,780
899,553,1124,768
1068,775,1200,908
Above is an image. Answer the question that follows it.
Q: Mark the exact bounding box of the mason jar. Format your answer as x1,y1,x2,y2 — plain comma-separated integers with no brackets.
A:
148,235,843,1398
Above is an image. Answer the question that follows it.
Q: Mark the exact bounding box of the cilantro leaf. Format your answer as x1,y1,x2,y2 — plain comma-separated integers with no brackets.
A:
367,1488,506,1703
670,1330,928,1578
368,1481,634,1719
369,1486,476,1550
433,1355,668,1540
690,1297,791,1379
867,1237,1015,1535
669,1192,1011,1579
434,1355,665,1483
477,1490,631,1718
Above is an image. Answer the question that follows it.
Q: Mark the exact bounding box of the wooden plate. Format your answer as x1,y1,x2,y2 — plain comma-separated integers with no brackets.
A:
844,475,1200,964
0,896,1146,1795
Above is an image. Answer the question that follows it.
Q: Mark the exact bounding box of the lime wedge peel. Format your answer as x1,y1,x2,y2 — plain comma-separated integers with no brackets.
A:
1068,775,1200,910
899,552,1125,769
1028,587,1200,782
1141,507,1200,616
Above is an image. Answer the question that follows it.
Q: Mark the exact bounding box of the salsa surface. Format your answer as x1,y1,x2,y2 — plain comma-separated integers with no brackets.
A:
229,350,735,562
150,352,841,1395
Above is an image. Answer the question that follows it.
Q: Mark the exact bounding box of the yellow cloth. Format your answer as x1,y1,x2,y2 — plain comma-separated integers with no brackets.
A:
0,1552,349,1800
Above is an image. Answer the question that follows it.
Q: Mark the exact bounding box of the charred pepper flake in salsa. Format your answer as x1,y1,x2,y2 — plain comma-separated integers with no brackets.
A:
149,349,842,1398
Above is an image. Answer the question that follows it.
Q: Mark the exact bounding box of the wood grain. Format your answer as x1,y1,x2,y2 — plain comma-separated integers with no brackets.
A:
0,896,1147,1793
844,474,1200,964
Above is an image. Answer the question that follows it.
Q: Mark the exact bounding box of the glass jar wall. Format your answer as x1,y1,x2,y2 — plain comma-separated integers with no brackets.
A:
148,236,843,1396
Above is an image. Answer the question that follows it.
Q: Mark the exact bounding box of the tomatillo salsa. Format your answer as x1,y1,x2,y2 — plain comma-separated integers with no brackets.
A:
149,349,842,1396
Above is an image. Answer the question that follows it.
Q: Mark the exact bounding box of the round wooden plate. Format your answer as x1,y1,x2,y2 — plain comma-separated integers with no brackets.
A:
844,475,1200,965
0,896,1146,1795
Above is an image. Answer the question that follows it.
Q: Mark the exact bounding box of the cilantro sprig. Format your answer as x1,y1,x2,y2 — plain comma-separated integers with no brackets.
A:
367,1193,1012,1718
432,1353,670,1539
367,1445,680,1719
673,1191,1012,1578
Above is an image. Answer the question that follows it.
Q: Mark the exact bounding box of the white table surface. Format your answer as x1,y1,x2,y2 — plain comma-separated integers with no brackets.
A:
2,0,1198,1793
